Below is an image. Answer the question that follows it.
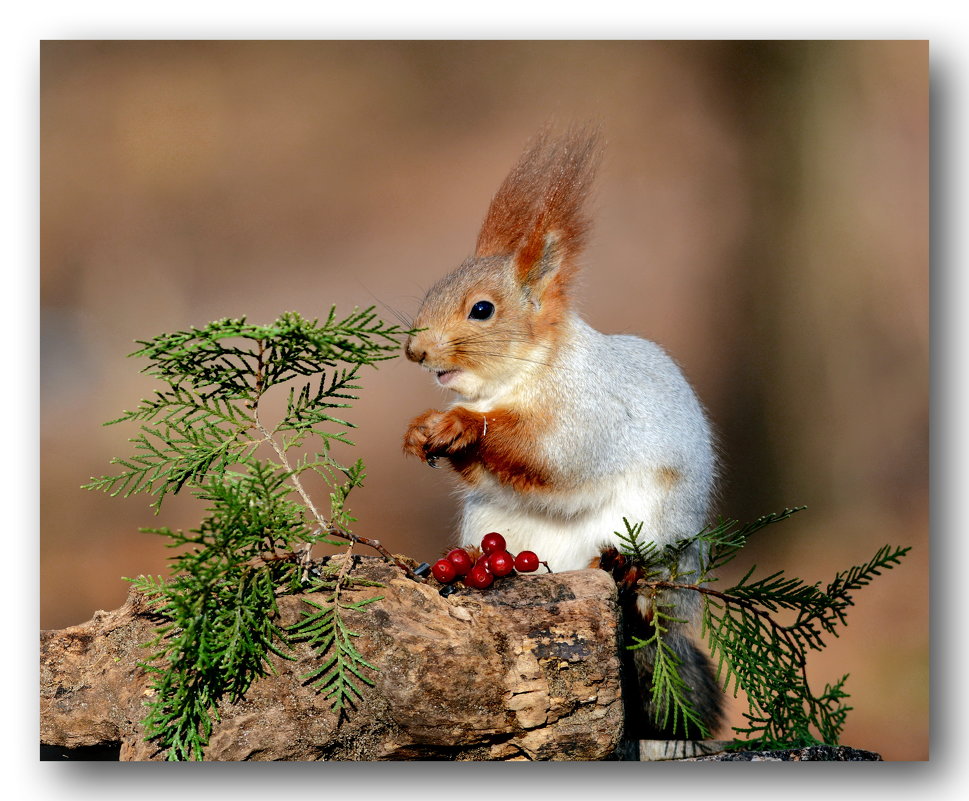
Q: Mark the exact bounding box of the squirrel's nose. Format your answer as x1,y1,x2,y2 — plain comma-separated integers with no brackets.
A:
405,338,425,364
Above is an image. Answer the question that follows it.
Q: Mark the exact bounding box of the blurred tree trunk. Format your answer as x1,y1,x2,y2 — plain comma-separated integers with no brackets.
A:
710,41,928,526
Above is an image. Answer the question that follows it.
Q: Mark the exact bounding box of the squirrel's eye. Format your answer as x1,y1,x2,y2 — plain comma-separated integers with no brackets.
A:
468,300,495,321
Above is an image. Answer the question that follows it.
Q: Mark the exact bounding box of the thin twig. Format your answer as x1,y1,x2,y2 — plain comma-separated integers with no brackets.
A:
333,541,356,591
254,417,420,578
248,341,417,581
311,524,418,580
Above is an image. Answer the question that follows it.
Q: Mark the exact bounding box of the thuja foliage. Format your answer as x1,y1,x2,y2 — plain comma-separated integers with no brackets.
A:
616,509,910,750
84,308,413,760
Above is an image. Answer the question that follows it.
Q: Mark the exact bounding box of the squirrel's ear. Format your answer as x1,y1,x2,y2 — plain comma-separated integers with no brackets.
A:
476,126,600,295
515,231,568,304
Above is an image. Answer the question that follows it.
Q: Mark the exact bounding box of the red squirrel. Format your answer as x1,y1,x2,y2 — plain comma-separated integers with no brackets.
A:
402,127,724,739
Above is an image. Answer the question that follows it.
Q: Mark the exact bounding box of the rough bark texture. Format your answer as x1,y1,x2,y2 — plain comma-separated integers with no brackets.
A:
40,554,883,762
40,557,627,761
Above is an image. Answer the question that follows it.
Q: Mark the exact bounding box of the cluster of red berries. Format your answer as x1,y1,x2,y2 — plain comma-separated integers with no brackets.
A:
430,532,544,590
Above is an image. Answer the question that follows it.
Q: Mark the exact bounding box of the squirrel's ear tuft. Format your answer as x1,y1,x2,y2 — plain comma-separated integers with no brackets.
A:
475,124,601,289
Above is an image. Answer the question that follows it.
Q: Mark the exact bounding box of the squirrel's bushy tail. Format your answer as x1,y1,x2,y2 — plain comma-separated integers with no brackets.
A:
626,632,725,741
600,547,725,740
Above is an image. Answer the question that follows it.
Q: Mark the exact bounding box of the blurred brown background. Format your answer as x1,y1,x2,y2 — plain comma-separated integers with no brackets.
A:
40,41,928,759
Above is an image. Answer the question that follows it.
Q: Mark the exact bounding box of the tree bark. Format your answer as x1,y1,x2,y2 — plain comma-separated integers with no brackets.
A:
40,556,627,761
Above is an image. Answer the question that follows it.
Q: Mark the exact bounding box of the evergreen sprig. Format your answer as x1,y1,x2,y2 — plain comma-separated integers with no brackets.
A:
616,511,910,750
634,600,711,738
84,308,414,760
288,589,384,713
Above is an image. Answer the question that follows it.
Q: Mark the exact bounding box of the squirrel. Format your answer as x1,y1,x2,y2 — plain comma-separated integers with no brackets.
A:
401,126,724,740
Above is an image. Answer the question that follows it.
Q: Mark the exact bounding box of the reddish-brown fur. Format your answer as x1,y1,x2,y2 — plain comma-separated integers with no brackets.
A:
403,406,553,493
454,408,553,492
475,126,600,293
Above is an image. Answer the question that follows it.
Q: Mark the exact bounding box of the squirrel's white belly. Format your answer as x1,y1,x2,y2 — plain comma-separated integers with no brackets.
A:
458,469,696,572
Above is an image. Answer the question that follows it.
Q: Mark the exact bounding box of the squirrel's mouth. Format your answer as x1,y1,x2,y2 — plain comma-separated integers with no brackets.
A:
435,369,462,387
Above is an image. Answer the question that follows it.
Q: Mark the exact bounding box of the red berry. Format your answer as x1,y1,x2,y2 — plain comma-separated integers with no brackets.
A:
475,553,492,571
480,532,507,555
445,548,473,576
487,550,515,577
514,551,540,573
464,564,494,589
431,559,458,584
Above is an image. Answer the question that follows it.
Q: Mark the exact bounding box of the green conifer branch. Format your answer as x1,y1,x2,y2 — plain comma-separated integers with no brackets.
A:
85,308,416,759
616,511,910,750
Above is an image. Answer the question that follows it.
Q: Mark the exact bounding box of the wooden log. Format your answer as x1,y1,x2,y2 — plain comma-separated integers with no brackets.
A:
40,556,627,761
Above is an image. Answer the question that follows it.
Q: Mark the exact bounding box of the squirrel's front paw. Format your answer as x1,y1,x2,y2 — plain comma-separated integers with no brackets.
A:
403,408,481,464
403,410,444,463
